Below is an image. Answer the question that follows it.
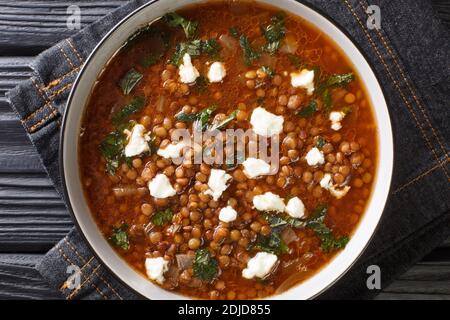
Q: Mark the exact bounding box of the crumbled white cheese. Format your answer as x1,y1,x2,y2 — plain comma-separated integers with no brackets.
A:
242,158,271,178
204,169,232,201
157,141,188,159
242,252,278,279
179,53,200,84
207,62,226,83
320,173,351,199
320,173,333,189
329,111,346,131
219,206,238,223
145,257,169,284
285,197,305,219
330,186,351,199
253,192,285,213
250,107,284,137
305,147,325,166
290,69,315,95
148,174,176,199
124,124,150,157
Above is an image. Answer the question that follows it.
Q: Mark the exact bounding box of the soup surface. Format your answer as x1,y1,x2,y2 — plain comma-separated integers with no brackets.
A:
79,1,378,299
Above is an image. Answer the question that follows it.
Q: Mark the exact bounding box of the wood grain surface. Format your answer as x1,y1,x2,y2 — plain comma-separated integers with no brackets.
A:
0,0,448,300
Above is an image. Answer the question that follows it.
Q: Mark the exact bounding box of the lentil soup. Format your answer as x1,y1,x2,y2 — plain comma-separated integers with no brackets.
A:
79,0,378,299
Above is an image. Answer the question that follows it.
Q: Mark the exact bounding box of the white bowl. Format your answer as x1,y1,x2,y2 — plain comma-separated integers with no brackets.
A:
61,0,393,300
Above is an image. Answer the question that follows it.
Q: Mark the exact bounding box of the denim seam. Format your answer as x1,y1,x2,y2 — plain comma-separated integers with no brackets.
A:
357,0,449,165
56,245,108,300
342,0,450,181
64,237,123,300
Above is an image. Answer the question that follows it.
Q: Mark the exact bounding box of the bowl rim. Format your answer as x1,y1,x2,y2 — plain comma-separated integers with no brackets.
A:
60,0,394,300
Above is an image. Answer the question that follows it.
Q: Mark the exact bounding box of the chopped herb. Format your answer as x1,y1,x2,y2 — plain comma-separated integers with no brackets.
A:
239,35,261,65
261,12,286,54
112,96,145,125
193,75,209,93
169,39,202,65
109,223,129,250
151,208,174,226
193,248,219,282
263,213,304,231
260,65,275,78
162,12,198,39
324,73,355,88
169,39,221,65
175,105,217,131
175,111,198,123
316,136,326,149
229,26,240,38
253,232,289,255
262,204,348,253
119,69,143,95
305,204,349,252
140,31,170,67
100,121,135,175
287,54,303,69
202,39,221,59
296,100,318,118
322,88,332,112
208,110,237,131
194,105,217,131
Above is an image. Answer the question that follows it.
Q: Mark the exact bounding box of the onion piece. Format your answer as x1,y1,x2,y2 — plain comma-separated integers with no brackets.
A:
176,254,194,270
280,34,299,54
112,187,138,197
218,34,238,51
281,227,299,245
156,95,166,112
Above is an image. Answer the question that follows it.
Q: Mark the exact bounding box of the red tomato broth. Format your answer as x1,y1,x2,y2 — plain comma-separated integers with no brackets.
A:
79,0,378,300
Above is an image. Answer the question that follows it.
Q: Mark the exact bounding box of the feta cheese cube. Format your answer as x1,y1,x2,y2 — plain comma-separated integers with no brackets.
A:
242,252,278,279
320,173,333,189
305,147,325,166
207,62,226,83
250,107,284,137
148,174,176,199
179,53,200,84
253,192,285,213
290,69,315,95
242,158,271,178
329,111,346,131
124,124,150,157
145,257,169,284
157,141,188,159
219,206,238,223
320,173,351,199
285,196,305,218
204,169,232,201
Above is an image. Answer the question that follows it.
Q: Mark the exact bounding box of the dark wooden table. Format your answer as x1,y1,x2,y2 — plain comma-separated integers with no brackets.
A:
0,0,449,300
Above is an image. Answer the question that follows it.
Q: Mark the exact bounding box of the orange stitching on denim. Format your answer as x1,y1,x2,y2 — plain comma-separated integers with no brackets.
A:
66,38,83,64
342,0,450,182
64,238,123,300
48,82,72,99
393,160,447,194
23,77,60,133
41,66,80,91
28,109,58,133
57,42,75,69
66,265,103,300
57,246,107,300
357,0,449,172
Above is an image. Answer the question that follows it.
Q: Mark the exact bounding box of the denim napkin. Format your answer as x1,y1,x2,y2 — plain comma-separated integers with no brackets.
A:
7,0,450,300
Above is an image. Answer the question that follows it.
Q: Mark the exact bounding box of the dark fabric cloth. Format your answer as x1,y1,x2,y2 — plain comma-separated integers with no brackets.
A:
7,0,450,300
